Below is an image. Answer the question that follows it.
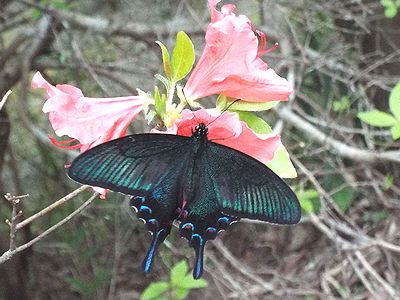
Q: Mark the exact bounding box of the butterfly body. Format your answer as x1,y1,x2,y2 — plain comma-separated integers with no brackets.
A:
68,122,300,279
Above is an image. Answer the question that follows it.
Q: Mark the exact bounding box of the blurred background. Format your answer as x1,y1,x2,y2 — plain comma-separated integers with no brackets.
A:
1,0,400,299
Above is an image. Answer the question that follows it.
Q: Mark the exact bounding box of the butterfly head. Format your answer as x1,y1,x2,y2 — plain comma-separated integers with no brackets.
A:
193,122,208,139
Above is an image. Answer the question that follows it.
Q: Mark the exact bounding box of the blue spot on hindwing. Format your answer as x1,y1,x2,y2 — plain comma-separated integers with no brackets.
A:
139,205,152,214
182,222,194,231
218,216,229,224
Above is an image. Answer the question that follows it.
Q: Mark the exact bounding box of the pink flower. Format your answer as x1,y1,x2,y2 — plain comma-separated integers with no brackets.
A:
184,0,293,103
158,109,280,163
32,72,148,152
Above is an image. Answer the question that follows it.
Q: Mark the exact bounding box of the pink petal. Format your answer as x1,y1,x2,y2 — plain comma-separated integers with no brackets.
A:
33,72,149,199
209,0,236,22
48,135,82,150
92,186,108,199
162,109,280,164
32,71,147,151
184,0,292,102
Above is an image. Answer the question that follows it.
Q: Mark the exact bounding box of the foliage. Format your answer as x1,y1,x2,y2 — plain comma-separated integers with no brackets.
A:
216,95,279,112
298,188,320,214
140,260,208,300
357,81,400,140
298,174,354,214
157,31,195,83
31,0,73,20
332,96,351,113
65,271,109,298
380,0,400,18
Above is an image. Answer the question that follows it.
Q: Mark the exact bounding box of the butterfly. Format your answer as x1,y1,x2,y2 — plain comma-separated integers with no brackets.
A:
68,122,301,279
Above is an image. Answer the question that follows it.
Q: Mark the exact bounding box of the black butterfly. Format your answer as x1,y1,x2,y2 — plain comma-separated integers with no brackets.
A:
68,122,300,279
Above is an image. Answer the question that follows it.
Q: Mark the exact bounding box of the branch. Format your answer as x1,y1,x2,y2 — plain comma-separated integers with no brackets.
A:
0,90,11,111
213,239,274,292
275,106,400,164
18,0,204,43
354,250,398,298
4,193,28,250
293,155,400,254
0,192,97,265
16,185,90,230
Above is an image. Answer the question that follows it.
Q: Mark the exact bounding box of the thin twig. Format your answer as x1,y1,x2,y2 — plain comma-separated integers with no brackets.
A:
17,0,204,43
5,193,28,250
16,185,90,230
213,239,274,292
0,90,12,111
347,254,382,299
0,192,97,265
354,250,398,298
275,106,400,164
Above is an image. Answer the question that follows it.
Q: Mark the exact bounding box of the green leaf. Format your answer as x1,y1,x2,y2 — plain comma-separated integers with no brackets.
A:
145,110,157,125
332,96,351,112
235,111,272,134
154,86,166,117
216,95,228,111
31,8,42,20
332,187,353,212
323,175,353,212
297,189,320,214
140,282,170,300
175,288,190,300
362,210,388,223
357,110,397,127
170,260,189,286
217,96,279,111
389,81,400,121
154,74,170,91
385,6,398,18
52,0,68,9
65,277,88,294
383,174,393,190
334,188,353,212
391,123,400,140
156,41,171,79
178,275,208,289
300,198,315,214
266,144,297,178
380,0,400,18
171,31,195,82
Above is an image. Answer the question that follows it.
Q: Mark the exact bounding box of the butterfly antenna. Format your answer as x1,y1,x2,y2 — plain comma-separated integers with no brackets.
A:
182,90,200,125
206,98,241,127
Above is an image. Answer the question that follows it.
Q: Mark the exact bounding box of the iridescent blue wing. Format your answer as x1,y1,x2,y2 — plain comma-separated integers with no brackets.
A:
68,134,193,273
68,134,192,195
205,141,301,225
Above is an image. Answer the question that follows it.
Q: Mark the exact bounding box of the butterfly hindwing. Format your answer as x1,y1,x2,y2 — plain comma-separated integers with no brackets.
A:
204,141,301,225
178,151,237,279
68,134,193,273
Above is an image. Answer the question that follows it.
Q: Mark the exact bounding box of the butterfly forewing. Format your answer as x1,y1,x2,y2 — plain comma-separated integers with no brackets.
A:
205,141,301,224
68,134,192,194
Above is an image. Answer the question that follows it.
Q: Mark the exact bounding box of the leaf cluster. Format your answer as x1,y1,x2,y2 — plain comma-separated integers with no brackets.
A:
140,260,208,300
